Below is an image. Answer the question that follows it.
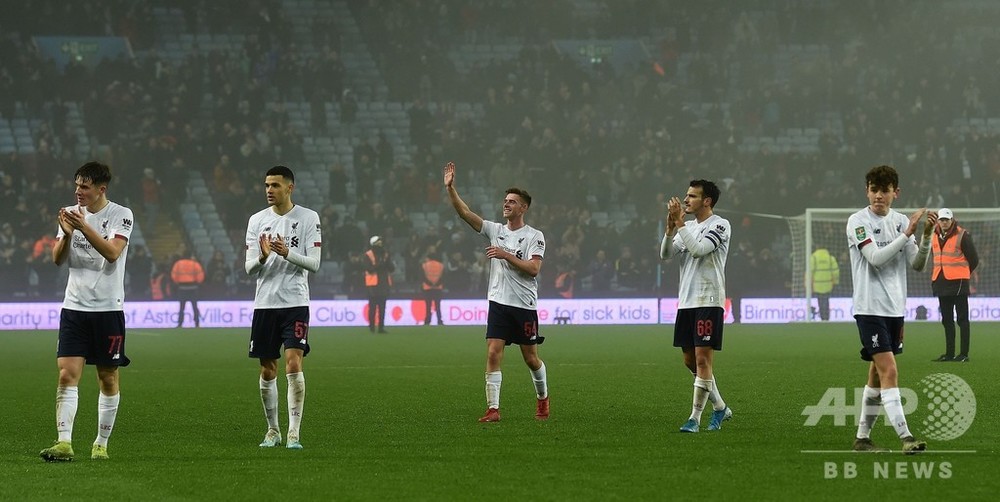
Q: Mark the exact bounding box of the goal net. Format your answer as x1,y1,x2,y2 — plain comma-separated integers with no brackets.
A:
787,208,1000,321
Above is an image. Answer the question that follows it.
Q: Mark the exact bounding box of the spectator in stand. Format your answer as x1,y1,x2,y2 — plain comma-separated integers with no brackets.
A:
586,249,613,294
554,262,575,299
205,249,231,299
127,244,153,300
29,233,59,298
140,168,161,230
614,245,640,291
328,163,348,203
0,222,20,298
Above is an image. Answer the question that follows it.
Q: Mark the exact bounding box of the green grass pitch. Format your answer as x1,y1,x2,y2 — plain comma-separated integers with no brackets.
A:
1,322,998,500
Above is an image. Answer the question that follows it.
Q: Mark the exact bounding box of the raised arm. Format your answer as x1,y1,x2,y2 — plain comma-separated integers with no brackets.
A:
660,197,684,259
61,207,128,263
52,211,74,266
444,162,484,233
859,209,928,268
245,230,270,275
277,236,322,273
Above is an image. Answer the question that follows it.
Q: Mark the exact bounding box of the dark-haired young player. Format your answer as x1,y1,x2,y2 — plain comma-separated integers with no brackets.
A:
41,161,133,461
847,164,933,454
660,179,733,433
245,165,321,449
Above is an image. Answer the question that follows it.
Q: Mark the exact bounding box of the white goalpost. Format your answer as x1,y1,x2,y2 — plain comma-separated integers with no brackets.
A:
788,208,1000,322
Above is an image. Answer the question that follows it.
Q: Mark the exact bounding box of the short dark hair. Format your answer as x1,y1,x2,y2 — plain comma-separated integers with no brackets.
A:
690,179,721,208
865,164,899,192
505,187,532,207
75,161,112,186
266,165,295,183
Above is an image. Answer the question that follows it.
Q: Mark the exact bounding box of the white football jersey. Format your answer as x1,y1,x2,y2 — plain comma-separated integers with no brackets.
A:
58,202,134,311
245,205,322,308
667,214,730,309
479,220,545,310
847,207,916,317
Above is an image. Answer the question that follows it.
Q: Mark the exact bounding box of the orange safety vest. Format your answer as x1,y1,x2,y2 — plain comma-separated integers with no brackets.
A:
365,249,392,287
932,226,971,280
555,271,574,299
422,259,444,290
171,258,205,285
151,273,168,300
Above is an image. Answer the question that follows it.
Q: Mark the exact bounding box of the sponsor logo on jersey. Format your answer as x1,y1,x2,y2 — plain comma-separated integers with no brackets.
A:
855,226,867,240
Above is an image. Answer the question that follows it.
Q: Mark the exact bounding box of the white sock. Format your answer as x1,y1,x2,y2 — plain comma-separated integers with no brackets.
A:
689,377,712,421
485,371,502,409
286,372,305,440
530,362,548,399
692,372,725,410
881,387,913,438
95,392,120,447
56,386,79,442
259,377,280,432
855,386,881,439
709,377,725,411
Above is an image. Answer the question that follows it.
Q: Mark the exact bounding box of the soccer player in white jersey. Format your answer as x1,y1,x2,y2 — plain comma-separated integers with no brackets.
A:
244,166,322,449
847,164,934,454
660,179,733,433
41,162,133,462
444,162,550,423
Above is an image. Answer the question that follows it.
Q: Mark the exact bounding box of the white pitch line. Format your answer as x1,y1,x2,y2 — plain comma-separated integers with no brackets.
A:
800,450,978,454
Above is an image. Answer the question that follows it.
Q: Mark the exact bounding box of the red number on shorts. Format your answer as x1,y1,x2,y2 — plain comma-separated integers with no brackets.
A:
107,335,123,354
696,320,713,337
294,321,308,340
523,321,537,339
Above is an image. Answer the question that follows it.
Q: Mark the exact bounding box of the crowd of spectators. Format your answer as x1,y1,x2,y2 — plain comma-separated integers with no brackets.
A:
2,0,1000,303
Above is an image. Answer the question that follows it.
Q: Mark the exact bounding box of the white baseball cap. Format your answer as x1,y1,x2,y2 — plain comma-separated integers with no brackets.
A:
938,208,954,220
369,235,381,246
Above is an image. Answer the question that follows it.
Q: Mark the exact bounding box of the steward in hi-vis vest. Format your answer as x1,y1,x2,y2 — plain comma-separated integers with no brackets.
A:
930,208,979,363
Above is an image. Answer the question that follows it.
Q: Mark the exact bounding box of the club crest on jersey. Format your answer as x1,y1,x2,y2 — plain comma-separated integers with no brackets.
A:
855,226,866,240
